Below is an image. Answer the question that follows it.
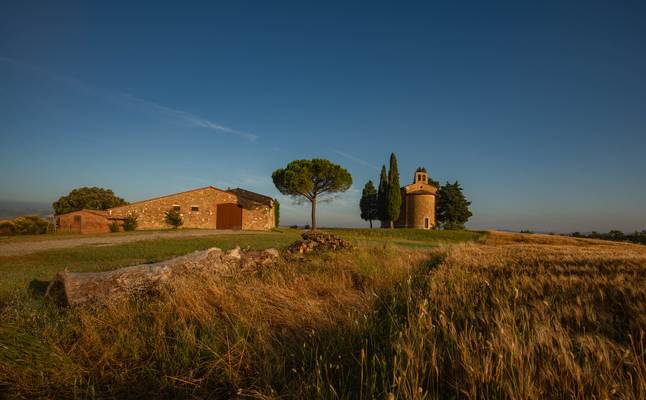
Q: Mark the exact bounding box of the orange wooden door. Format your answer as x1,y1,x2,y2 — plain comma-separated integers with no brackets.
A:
216,203,242,229
73,215,82,232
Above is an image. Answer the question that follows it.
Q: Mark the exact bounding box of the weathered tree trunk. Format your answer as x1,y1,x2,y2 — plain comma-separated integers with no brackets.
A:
45,247,278,306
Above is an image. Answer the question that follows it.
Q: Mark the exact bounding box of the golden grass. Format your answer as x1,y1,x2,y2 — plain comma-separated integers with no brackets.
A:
485,230,637,247
387,241,646,398
1,232,645,399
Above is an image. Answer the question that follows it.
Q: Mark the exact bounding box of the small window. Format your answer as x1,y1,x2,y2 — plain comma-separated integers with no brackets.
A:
172,205,180,211
191,206,199,212
73,215,81,223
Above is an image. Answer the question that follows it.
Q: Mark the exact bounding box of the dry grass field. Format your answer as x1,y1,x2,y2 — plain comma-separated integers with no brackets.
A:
1,230,645,399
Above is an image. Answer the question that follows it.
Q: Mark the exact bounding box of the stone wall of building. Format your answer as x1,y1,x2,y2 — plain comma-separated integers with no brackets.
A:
408,193,436,229
394,170,437,229
108,187,275,230
108,187,238,229
57,210,111,234
241,199,275,230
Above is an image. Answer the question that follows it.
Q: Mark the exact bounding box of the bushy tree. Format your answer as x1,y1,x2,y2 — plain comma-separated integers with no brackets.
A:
359,180,378,228
0,215,49,236
436,181,472,230
123,213,138,231
53,187,127,215
12,215,49,235
0,221,16,236
164,208,183,229
385,153,402,229
272,159,352,230
377,165,388,224
573,229,646,245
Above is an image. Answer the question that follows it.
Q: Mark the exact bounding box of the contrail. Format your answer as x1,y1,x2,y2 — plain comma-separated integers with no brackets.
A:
0,55,258,141
331,148,379,170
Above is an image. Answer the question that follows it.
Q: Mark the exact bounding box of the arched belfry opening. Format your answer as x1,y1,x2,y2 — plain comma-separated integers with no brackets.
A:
414,167,428,184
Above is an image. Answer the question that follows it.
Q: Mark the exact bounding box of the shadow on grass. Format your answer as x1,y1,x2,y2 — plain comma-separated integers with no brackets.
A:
28,279,49,298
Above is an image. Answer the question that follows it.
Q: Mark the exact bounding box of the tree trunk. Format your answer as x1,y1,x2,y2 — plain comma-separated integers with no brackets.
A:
390,220,394,229
311,197,317,230
369,220,373,229
45,247,279,306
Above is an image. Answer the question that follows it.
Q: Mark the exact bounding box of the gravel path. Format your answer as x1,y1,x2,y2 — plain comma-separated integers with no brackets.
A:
0,230,267,257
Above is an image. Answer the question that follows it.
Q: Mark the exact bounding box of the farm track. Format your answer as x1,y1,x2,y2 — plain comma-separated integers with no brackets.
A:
0,229,271,256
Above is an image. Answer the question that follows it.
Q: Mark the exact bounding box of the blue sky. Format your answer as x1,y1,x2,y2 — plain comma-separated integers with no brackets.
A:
1,1,645,232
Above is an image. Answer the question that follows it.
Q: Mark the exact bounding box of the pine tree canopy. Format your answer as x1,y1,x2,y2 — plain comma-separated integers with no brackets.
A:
272,158,352,229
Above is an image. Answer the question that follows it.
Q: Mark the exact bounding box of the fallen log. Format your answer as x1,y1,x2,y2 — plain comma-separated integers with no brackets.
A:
45,247,279,306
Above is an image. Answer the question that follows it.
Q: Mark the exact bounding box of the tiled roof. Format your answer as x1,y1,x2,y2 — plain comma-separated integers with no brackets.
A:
226,188,274,206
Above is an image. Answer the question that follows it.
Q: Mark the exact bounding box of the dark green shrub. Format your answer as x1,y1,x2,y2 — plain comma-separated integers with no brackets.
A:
0,220,16,236
109,222,120,233
13,215,49,235
442,222,464,230
164,208,183,229
123,213,138,231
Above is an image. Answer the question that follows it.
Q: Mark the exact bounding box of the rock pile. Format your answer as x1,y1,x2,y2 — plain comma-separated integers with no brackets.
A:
287,231,352,255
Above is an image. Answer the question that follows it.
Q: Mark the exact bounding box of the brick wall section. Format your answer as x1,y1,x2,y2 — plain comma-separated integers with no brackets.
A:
108,187,275,230
57,210,111,234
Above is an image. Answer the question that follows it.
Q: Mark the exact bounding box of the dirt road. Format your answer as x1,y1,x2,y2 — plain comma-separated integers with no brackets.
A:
0,230,268,257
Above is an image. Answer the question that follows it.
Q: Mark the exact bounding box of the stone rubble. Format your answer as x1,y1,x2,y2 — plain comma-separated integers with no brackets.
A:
287,231,353,255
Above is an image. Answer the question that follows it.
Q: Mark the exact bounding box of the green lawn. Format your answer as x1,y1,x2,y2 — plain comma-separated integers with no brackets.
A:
0,228,484,302
0,232,300,301
327,227,485,245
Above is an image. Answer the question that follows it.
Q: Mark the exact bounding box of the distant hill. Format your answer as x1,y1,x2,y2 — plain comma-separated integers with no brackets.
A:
0,200,53,219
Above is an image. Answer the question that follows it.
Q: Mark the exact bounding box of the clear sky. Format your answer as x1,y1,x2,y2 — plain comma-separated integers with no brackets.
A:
1,1,645,232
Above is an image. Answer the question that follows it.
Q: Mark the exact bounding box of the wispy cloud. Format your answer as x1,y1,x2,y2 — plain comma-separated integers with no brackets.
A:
331,148,379,170
120,94,258,141
0,55,257,141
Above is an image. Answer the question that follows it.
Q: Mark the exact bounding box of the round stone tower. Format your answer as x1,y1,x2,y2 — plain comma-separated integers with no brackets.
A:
401,168,437,229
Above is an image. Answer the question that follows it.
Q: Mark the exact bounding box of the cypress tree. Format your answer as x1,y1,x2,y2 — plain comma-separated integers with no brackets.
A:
385,152,402,228
377,165,388,226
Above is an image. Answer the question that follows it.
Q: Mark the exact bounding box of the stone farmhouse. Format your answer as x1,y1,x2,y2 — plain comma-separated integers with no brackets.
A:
57,186,276,234
393,168,437,229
